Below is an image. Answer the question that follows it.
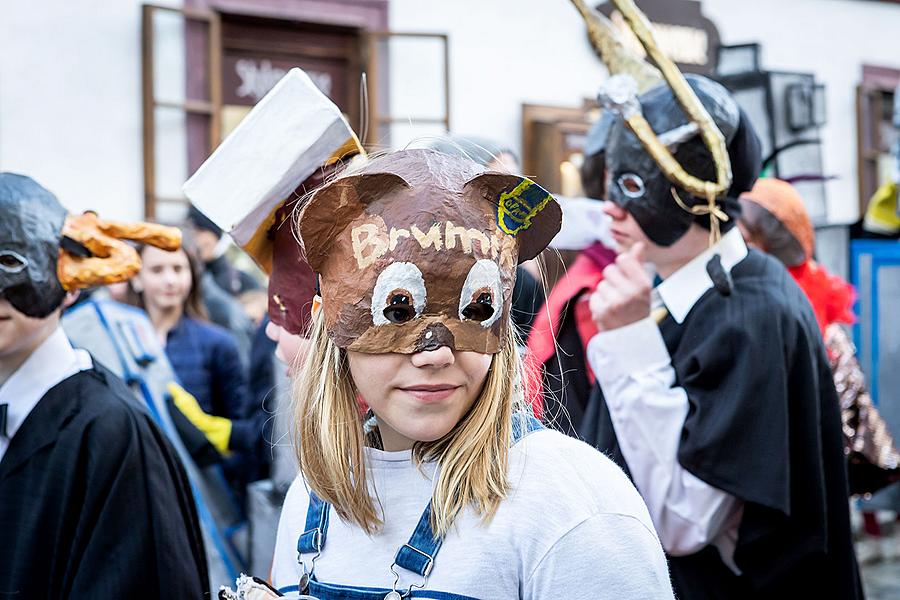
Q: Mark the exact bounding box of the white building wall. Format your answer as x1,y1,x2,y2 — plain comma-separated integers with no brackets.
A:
387,0,607,159
390,0,900,223
704,0,900,223
0,0,182,220
2,0,898,223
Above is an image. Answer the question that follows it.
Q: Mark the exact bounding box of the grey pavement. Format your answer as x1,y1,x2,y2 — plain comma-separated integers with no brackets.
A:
861,558,900,599
858,526,900,600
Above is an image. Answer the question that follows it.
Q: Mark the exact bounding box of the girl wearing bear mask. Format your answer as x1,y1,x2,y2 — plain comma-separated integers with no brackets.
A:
265,149,674,600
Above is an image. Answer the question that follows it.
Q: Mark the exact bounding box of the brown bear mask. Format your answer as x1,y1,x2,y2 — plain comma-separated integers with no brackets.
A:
298,149,561,354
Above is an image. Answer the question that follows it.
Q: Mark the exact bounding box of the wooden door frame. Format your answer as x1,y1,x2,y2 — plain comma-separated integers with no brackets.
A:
856,64,900,216
182,0,387,184
142,3,222,220
185,0,388,30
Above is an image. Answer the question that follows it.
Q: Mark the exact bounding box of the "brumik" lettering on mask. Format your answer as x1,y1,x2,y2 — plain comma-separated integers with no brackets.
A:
351,221,500,269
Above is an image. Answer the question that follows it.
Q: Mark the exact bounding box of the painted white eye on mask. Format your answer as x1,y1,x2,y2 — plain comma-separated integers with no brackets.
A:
0,250,28,274
459,259,502,328
371,262,427,325
617,173,646,199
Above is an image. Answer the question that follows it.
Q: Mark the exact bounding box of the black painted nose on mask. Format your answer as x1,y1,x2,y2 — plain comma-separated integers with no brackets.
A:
414,322,455,353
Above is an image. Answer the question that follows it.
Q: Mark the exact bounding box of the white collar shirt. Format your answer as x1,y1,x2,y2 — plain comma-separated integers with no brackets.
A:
586,226,750,573
652,227,749,323
0,326,92,462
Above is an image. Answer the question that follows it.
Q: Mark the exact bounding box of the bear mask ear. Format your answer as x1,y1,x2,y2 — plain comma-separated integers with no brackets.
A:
464,173,562,263
298,172,410,272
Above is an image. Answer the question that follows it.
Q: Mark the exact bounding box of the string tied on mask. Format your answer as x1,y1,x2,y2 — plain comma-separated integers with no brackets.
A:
670,187,729,247
670,186,735,296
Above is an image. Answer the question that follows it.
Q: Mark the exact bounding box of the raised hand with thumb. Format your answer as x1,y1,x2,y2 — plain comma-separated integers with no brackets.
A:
589,242,652,331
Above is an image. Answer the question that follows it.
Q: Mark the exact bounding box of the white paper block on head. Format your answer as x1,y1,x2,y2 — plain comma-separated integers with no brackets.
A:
549,196,615,250
183,67,359,255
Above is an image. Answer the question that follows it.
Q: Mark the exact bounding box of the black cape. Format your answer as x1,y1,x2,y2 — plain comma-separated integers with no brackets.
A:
541,294,593,437
578,250,862,599
511,265,544,341
0,362,210,599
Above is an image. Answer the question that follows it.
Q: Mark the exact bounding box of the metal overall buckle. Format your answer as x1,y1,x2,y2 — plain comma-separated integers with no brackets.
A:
297,527,324,594
383,544,434,600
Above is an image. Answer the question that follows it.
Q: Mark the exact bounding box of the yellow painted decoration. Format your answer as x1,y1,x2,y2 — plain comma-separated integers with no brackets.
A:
497,180,553,235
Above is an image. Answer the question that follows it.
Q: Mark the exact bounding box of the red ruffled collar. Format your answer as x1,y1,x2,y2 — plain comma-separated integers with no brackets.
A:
788,261,856,333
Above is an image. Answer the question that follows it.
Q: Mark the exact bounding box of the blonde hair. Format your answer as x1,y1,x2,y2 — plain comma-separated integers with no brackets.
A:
292,310,528,536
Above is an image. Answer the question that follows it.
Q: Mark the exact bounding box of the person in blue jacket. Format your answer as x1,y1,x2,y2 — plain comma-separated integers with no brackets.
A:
126,244,264,487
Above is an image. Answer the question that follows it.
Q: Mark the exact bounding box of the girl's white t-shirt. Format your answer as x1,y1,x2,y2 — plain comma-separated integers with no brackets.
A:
271,429,674,599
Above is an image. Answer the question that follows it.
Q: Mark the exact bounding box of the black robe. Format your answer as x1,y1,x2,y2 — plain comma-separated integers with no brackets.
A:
579,250,862,599
541,295,594,437
0,363,210,599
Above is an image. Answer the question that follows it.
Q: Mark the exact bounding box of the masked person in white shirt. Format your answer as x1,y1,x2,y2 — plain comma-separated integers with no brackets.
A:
574,46,862,600
0,173,209,598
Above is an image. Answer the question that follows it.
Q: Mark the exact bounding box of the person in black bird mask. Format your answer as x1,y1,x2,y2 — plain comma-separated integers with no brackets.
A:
0,172,209,598
565,1,862,597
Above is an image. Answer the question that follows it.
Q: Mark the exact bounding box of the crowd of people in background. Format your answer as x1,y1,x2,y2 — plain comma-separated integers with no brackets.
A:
37,143,897,579
125,221,278,499
4,34,900,594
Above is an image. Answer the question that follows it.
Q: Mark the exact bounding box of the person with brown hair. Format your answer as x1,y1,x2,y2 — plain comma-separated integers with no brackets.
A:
128,245,208,336
126,244,260,482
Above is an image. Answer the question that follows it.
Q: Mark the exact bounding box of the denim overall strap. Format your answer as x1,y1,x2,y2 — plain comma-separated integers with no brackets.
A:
394,501,441,577
297,491,330,555
293,413,545,595
393,413,544,576
512,414,544,442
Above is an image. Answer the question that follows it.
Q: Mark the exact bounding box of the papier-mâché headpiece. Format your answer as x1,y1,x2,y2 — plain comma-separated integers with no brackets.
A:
570,0,760,248
0,173,181,319
183,68,364,335
298,149,561,355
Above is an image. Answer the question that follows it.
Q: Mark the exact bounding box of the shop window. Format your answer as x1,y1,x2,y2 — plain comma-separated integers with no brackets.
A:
217,14,365,141
141,4,222,222
856,65,900,216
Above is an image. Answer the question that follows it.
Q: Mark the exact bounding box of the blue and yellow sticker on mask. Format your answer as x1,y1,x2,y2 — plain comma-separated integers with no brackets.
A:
497,179,553,235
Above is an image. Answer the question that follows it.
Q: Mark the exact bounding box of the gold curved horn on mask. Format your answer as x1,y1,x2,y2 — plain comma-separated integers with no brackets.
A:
572,0,731,202
57,212,182,290
572,0,733,201
569,0,662,93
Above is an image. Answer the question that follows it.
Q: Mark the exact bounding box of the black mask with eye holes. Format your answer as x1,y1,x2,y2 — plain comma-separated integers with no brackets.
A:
0,173,68,318
604,75,761,247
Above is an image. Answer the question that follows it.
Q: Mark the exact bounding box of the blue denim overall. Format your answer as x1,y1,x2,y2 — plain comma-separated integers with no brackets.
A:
279,416,544,600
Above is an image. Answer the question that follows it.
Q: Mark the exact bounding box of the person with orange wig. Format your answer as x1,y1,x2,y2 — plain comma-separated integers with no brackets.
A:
739,179,899,500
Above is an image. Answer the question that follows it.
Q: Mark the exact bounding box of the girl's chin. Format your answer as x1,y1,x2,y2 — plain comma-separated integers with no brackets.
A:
156,297,185,308
394,420,457,445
